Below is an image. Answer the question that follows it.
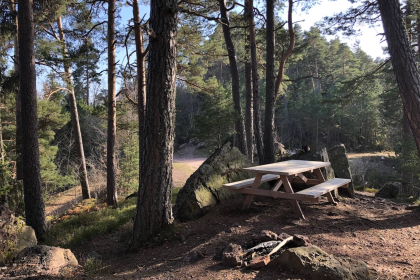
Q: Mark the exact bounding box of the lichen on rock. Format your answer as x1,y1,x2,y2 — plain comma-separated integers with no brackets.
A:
174,142,252,221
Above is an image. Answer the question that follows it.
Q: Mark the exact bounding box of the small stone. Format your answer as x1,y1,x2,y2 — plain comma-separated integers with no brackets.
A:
222,244,243,267
278,232,292,241
292,234,311,247
249,255,270,269
183,250,206,263
252,230,278,243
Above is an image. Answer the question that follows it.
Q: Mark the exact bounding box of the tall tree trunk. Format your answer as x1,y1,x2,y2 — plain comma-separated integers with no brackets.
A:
378,0,420,159
18,0,46,240
218,0,248,156
107,0,118,206
248,0,263,163
244,0,253,162
263,0,276,164
128,0,177,250
57,17,91,199
9,0,22,181
133,0,146,165
275,0,294,121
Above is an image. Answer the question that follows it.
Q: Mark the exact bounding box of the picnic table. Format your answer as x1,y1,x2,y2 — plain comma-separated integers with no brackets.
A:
223,160,351,219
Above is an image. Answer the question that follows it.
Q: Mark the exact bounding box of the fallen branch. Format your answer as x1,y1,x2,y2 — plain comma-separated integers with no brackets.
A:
268,236,293,256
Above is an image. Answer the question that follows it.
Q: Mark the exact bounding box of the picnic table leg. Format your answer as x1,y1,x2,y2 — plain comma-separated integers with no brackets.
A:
314,168,337,205
281,175,305,220
242,173,263,210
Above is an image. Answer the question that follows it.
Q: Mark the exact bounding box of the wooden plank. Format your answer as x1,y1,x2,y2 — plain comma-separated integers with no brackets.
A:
297,173,308,183
223,174,279,189
242,173,263,210
313,168,335,203
230,187,320,202
296,178,351,198
281,175,305,219
271,179,283,191
242,160,331,176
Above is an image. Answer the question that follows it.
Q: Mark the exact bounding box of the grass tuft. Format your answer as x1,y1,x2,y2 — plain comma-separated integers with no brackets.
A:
44,198,137,249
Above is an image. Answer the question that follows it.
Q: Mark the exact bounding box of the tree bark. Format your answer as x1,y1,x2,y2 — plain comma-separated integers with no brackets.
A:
18,0,46,240
9,0,22,181
133,0,146,166
57,17,91,199
248,0,263,163
128,0,177,250
244,0,253,162
263,0,276,164
218,0,248,157
107,0,118,206
378,0,420,159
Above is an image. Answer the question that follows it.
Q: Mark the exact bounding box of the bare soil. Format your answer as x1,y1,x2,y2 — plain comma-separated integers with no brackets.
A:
63,191,419,280
40,150,420,280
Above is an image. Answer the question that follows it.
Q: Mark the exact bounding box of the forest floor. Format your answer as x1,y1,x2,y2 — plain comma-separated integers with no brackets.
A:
37,149,420,280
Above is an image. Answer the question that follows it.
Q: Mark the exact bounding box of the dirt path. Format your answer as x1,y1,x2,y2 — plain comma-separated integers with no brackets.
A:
45,146,207,217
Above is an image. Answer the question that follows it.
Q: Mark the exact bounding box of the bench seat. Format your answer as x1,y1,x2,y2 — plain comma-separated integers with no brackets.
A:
223,174,280,189
295,178,351,198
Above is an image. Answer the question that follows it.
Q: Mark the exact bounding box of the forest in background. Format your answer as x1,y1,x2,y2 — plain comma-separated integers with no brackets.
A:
0,0,420,245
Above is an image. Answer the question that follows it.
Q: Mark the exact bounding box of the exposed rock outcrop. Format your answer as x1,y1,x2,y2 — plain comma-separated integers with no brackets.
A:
174,143,252,221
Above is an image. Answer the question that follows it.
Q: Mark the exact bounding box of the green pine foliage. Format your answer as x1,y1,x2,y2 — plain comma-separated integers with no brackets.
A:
37,99,76,194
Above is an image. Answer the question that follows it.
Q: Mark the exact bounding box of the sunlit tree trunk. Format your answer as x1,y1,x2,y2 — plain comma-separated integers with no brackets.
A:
244,0,253,162
128,0,177,250
57,17,91,199
107,0,118,206
19,0,46,240
378,0,420,159
248,0,263,163
263,0,276,164
218,0,248,156
9,0,22,181
133,0,146,162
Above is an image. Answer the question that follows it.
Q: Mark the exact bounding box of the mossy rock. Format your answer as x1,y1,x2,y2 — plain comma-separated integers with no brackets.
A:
174,143,252,221
0,205,37,264
277,245,372,280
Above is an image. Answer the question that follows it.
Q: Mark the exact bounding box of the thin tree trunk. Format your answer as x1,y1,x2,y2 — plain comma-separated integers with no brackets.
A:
248,0,263,163
128,0,177,250
18,0,46,240
263,0,276,164
133,0,146,166
244,0,253,162
57,17,91,199
218,0,247,156
107,0,118,206
378,0,420,159
9,0,22,181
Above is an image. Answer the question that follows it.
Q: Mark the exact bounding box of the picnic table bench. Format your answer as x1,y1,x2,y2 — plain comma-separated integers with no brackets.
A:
223,160,351,219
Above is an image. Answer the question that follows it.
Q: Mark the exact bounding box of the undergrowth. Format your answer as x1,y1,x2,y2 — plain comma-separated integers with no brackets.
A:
354,185,379,193
43,197,137,249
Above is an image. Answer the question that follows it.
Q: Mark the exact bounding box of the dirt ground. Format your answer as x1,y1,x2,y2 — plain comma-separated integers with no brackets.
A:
39,149,420,279
66,191,420,280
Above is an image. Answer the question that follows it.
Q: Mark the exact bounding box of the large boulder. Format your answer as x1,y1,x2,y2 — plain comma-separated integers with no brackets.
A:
277,245,372,280
280,147,336,195
0,205,37,264
375,182,402,198
7,245,79,277
174,142,252,221
328,144,355,198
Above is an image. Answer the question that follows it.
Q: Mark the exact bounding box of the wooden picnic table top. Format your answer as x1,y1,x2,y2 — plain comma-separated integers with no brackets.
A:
242,160,331,176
